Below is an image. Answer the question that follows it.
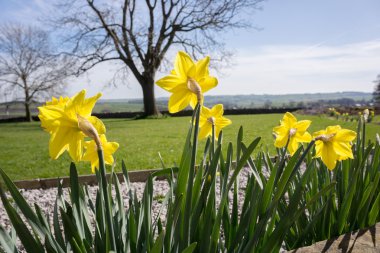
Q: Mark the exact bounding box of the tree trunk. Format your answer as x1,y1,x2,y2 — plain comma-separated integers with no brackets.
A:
25,102,32,122
141,79,160,116
22,76,32,122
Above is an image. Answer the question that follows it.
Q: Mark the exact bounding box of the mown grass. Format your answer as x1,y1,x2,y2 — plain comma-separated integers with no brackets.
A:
0,113,378,180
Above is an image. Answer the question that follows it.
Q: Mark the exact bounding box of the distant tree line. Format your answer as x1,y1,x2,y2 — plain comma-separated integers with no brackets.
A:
374,74,380,111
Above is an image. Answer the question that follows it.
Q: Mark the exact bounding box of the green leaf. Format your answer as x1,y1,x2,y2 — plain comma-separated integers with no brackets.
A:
69,163,80,209
181,242,197,253
0,168,44,236
0,225,17,253
0,186,44,253
151,231,165,253
242,143,263,189
228,137,261,191
368,191,380,225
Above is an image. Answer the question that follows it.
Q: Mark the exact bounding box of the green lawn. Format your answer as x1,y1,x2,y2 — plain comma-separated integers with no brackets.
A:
0,114,379,180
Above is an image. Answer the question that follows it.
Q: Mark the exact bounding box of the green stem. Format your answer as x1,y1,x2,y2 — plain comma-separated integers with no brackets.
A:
182,102,201,249
275,136,290,183
362,118,366,155
97,149,116,251
211,124,215,160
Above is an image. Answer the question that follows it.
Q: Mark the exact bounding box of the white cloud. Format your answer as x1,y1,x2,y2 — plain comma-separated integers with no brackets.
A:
49,40,380,99
212,40,380,95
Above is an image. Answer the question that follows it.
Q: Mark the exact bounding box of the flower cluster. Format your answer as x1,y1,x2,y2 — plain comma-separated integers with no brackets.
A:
273,112,357,170
328,107,340,118
38,90,119,172
156,51,231,139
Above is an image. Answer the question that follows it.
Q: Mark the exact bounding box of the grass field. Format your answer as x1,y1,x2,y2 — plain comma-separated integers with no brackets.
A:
0,113,379,180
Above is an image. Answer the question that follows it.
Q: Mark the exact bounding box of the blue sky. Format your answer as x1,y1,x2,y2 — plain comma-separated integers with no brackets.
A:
1,0,380,99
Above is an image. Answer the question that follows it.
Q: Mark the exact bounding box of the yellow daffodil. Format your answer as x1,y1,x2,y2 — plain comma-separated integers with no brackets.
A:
199,104,231,140
38,90,105,162
273,112,312,155
45,96,70,107
156,51,218,113
82,134,119,173
313,125,357,170
40,96,70,133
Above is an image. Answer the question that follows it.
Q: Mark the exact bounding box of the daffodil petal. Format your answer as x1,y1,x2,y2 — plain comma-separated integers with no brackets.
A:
294,132,312,143
83,135,118,173
104,154,115,165
283,112,297,128
334,129,357,142
156,75,186,91
65,90,86,118
88,116,106,135
294,120,311,132
199,123,212,139
39,107,63,132
175,51,194,78
216,117,232,128
326,125,341,135
273,125,288,136
312,130,326,139
201,106,212,118
333,141,354,159
211,104,224,117
49,128,70,160
195,56,210,77
189,94,199,109
168,89,192,113
274,134,288,148
321,142,338,170
68,131,84,162
81,93,102,117
105,142,119,153
314,141,323,158
287,138,299,155
199,76,218,93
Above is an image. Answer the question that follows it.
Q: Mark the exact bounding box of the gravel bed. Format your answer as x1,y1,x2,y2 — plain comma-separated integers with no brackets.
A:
0,168,286,252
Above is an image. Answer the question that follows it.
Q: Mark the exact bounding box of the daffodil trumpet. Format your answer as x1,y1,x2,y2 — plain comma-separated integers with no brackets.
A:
77,114,102,149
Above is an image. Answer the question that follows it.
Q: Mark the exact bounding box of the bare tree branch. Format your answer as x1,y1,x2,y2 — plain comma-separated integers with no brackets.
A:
48,0,264,116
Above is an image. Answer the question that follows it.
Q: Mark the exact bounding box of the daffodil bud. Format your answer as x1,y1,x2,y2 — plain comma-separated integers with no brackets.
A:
77,114,102,149
363,109,369,122
289,128,297,137
187,78,202,102
314,133,336,142
207,116,216,125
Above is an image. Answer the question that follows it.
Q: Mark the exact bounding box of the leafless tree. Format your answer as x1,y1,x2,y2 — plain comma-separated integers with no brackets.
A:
50,0,263,116
0,24,74,121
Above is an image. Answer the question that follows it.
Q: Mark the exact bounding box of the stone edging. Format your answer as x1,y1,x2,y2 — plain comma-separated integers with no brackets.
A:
286,222,380,253
13,169,161,189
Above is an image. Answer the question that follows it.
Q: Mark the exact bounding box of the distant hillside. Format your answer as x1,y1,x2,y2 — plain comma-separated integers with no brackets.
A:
95,91,372,112
0,91,373,117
